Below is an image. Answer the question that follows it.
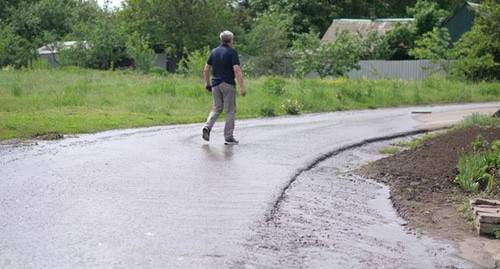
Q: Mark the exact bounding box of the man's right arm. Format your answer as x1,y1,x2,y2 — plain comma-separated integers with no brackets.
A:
204,64,212,91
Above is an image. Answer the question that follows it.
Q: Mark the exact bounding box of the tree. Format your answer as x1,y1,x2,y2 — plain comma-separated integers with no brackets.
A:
409,27,454,75
376,22,416,60
7,0,81,45
241,9,293,76
452,0,500,81
0,0,106,68
359,31,385,60
376,0,449,60
407,0,448,36
0,0,38,22
0,24,33,68
60,8,126,70
126,32,156,73
119,0,238,63
248,0,463,29
291,30,363,78
290,31,321,77
249,0,366,36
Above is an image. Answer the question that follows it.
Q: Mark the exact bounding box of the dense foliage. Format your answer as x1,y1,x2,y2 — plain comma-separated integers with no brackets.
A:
291,31,363,78
452,0,500,81
0,0,497,81
409,0,500,81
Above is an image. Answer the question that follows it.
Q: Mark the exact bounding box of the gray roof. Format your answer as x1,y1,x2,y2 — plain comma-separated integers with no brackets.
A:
321,18,414,43
37,41,88,55
466,1,480,8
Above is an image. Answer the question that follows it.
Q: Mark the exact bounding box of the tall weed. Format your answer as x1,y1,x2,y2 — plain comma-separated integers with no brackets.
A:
455,137,500,193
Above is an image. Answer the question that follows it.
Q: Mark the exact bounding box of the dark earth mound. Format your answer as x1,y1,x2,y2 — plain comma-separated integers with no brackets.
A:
359,125,500,266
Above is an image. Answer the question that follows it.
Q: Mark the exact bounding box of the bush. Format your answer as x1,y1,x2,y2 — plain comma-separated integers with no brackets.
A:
57,42,93,68
260,104,276,117
281,99,303,115
177,46,210,77
126,33,156,74
149,67,168,76
263,76,286,96
241,59,256,78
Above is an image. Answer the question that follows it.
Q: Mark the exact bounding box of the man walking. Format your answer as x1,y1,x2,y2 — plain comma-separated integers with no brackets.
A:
203,30,246,145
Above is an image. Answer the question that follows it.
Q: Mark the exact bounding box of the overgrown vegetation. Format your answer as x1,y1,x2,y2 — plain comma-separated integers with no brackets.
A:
455,135,500,193
454,115,500,194
455,114,500,193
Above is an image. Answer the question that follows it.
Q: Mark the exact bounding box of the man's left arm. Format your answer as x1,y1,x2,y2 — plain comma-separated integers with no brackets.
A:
233,65,246,97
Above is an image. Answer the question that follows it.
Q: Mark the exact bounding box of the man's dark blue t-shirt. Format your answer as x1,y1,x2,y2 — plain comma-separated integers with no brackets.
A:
207,44,240,87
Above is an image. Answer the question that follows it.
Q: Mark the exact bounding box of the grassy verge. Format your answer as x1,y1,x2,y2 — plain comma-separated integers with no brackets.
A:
454,115,500,194
1,68,499,140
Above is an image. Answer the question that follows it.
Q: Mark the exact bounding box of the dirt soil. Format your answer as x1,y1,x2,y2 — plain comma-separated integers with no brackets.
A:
359,125,500,268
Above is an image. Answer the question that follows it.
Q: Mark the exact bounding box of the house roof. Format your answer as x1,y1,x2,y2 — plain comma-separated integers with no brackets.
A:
321,18,414,43
466,1,480,8
37,41,88,55
442,1,479,26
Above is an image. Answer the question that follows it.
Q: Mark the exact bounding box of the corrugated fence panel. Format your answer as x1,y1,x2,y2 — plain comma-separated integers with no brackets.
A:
348,60,446,80
155,53,168,70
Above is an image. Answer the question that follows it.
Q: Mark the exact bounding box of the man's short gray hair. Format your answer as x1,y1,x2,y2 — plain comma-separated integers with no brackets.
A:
220,30,233,44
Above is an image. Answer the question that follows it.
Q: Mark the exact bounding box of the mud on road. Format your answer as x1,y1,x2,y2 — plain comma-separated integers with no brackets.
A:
237,137,475,269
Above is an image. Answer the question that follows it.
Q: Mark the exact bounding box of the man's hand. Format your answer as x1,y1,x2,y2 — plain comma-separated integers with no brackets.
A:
205,84,212,92
240,87,246,97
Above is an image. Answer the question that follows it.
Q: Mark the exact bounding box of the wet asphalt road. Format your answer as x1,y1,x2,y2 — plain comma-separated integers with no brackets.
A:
0,102,498,268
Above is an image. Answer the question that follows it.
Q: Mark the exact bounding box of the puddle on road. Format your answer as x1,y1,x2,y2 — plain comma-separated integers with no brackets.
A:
237,137,476,269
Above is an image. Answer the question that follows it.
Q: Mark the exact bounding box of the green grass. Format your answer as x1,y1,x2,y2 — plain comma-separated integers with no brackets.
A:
457,113,500,128
396,133,439,148
379,147,401,154
0,68,499,140
454,136,500,193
